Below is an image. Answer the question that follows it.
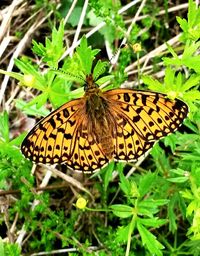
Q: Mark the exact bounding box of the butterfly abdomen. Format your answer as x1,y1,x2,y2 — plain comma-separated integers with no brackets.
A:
99,133,114,159
86,94,114,159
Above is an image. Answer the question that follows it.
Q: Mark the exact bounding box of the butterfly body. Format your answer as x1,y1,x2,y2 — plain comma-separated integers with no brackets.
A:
83,74,115,160
21,74,188,172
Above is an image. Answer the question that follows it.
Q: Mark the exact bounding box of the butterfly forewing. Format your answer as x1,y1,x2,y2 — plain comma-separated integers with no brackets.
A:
104,89,188,162
21,99,84,164
104,89,188,139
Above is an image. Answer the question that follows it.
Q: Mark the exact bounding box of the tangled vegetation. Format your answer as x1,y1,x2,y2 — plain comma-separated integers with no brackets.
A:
0,0,200,255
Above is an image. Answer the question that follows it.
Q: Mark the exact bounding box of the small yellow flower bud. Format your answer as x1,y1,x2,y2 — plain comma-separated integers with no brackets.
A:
76,197,87,209
23,74,35,87
132,43,142,53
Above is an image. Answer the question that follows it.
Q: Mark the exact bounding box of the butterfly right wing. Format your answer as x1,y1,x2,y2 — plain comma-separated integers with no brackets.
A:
104,89,188,162
112,112,155,161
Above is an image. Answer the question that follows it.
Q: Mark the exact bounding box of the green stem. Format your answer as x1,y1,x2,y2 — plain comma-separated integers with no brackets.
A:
189,174,200,201
85,207,112,212
125,210,137,256
137,52,141,86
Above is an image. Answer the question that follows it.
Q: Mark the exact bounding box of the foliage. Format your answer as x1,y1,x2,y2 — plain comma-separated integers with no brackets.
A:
0,238,21,256
0,0,200,255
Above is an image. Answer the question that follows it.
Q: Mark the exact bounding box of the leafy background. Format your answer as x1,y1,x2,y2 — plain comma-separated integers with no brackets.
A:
0,0,200,255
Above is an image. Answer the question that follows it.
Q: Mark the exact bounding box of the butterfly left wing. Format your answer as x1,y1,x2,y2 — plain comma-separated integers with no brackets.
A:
21,98,110,172
21,98,85,164
104,89,188,161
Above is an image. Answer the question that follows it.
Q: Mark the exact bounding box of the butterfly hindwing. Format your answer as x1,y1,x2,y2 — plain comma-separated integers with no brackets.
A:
65,124,109,172
111,114,155,161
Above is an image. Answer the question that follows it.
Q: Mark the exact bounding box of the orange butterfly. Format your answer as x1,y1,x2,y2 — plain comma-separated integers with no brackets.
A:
21,74,188,172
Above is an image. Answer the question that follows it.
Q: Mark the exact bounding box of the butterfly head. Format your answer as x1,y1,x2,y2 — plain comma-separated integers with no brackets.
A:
84,74,99,92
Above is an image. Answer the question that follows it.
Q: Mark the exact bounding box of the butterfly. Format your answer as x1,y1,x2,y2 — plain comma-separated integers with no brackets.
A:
21,74,188,172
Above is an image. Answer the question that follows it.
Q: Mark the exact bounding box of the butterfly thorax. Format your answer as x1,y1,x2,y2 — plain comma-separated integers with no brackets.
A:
84,74,108,117
84,77,114,159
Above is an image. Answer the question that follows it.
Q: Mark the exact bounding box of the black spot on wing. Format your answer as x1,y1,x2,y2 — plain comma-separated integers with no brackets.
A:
123,93,130,102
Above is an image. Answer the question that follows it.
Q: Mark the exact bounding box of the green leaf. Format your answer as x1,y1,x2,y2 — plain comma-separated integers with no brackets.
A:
187,200,198,216
0,112,9,142
110,204,133,218
166,42,179,59
15,99,50,117
88,9,103,26
32,40,46,57
180,189,194,200
184,90,200,100
93,60,108,81
9,133,26,147
176,72,183,91
139,199,169,217
76,36,94,75
139,218,167,228
32,20,65,68
0,237,4,256
191,167,200,187
163,57,182,66
137,222,164,256
142,75,163,92
163,134,177,152
0,142,24,165
139,172,156,197
68,6,84,26
176,0,200,41
0,69,23,81
183,56,200,73
24,92,49,109
69,87,84,98
164,66,175,88
92,49,100,56
100,25,116,43
4,242,21,256
182,41,200,59
188,0,197,28
97,75,114,86
176,17,188,32
118,170,131,197
168,194,178,233
167,177,189,183
170,168,187,176
182,74,200,91
115,224,130,243
53,69,85,84
103,161,114,191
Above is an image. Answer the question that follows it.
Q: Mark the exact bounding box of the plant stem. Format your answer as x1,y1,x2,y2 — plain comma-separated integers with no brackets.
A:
125,212,137,256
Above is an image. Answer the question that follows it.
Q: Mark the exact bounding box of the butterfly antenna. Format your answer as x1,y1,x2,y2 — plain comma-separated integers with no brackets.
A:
108,43,127,66
93,43,127,82
51,67,85,83
109,48,120,65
